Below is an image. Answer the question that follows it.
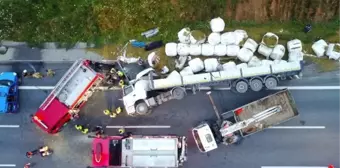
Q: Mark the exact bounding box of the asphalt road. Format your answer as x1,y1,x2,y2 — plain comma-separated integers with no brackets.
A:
0,62,339,168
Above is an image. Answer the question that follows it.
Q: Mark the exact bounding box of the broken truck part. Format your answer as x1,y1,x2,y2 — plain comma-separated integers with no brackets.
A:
192,89,299,153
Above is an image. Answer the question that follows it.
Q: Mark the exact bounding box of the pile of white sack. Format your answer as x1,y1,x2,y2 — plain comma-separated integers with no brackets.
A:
165,17,248,58
287,39,304,62
312,39,340,60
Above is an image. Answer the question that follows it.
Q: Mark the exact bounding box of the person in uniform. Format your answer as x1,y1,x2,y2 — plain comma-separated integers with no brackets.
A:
32,72,43,79
46,69,55,77
103,109,111,116
118,128,125,135
109,112,117,118
115,107,122,114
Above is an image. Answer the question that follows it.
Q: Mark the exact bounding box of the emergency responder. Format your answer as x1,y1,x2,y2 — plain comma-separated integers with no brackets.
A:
103,109,111,116
39,146,49,153
75,124,89,134
118,79,125,88
110,68,116,74
22,69,29,77
32,72,43,79
24,163,31,168
46,69,55,77
117,71,124,77
115,106,122,114
109,112,117,118
93,126,104,137
118,128,125,135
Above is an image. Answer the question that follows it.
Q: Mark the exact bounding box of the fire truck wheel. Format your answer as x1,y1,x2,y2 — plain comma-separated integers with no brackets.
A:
235,80,248,93
265,77,278,89
135,101,149,115
250,78,263,92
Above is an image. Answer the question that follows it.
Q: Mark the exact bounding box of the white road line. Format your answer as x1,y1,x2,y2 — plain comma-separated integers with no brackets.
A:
0,125,20,128
269,126,325,129
0,164,16,167
106,125,171,129
18,86,340,90
262,166,328,168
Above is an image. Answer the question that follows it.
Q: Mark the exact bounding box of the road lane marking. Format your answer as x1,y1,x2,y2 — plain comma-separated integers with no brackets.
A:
18,86,340,90
269,126,325,129
106,125,171,129
0,125,20,128
0,164,16,167
262,166,328,168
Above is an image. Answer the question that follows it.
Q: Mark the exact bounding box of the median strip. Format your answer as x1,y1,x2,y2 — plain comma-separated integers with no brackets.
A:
268,126,325,129
18,86,340,90
0,125,20,128
106,125,171,129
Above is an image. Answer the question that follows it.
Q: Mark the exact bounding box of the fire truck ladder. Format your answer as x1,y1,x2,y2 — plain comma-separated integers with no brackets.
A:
220,105,282,137
39,59,84,110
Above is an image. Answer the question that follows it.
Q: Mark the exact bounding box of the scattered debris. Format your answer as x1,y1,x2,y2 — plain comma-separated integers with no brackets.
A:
141,27,159,38
312,39,328,57
210,17,225,33
178,28,191,44
165,43,177,57
145,40,163,51
326,43,340,60
188,58,204,73
175,56,188,69
190,30,206,44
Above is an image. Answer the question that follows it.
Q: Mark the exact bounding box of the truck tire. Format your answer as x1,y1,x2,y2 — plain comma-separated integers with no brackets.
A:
265,77,278,89
172,87,186,100
135,101,149,115
250,78,263,92
235,80,248,93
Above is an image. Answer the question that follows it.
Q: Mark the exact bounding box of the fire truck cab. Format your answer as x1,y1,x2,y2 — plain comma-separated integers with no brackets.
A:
32,60,104,134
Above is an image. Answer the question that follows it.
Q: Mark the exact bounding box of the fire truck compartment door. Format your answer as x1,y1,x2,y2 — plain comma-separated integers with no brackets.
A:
64,77,92,107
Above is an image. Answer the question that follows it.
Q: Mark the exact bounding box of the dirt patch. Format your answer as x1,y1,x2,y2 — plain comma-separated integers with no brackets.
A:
224,0,339,22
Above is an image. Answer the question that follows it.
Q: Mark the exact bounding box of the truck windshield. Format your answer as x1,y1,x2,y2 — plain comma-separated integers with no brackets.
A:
0,80,13,87
123,85,133,95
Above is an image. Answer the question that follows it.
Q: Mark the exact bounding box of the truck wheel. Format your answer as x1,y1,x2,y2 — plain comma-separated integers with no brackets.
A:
135,102,149,115
235,81,248,93
250,79,263,92
172,87,186,100
265,77,278,89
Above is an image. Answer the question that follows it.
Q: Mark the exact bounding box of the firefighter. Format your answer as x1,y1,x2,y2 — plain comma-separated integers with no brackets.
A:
118,79,125,88
22,69,29,77
75,124,83,131
118,128,125,135
46,69,55,77
32,72,43,79
39,146,49,153
82,127,89,134
109,112,117,118
115,107,122,114
103,109,111,116
117,71,124,77
110,68,116,74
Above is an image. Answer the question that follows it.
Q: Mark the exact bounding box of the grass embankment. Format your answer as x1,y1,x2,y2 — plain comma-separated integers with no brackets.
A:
0,0,339,71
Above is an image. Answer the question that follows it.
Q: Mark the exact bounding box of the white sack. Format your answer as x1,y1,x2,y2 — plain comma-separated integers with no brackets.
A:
274,60,288,64
226,45,240,57
178,28,191,44
147,52,159,67
258,43,274,58
270,44,285,60
261,32,279,47
210,17,225,33
177,43,190,56
220,32,237,45
312,39,328,57
287,39,302,52
204,58,220,72
180,66,194,76
326,43,340,60
237,48,253,62
288,51,304,62
201,43,214,56
248,56,262,67
165,43,177,56
261,60,274,66
214,44,227,56
189,44,202,56
234,30,248,39
190,30,206,44
236,63,248,69
208,33,221,45
188,58,204,73
222,61,237,70
243,38,258,52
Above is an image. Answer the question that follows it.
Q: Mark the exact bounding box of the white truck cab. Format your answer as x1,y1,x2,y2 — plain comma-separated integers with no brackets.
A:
191,122,218,153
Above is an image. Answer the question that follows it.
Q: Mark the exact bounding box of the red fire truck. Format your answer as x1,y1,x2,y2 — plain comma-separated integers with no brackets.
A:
90,135,187,168
32,59,104,134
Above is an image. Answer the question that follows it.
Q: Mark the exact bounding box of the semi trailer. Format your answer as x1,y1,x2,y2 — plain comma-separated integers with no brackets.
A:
122,61,303,116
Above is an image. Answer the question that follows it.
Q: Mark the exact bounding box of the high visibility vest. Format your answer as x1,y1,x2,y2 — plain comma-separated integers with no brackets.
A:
103,110,110,115
118,128,125,134
82,128,89,134
110,68,116,74
117,71,124,77
116,107,122,114
119,80,124,86
75,125,83,130
110,113,117,118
